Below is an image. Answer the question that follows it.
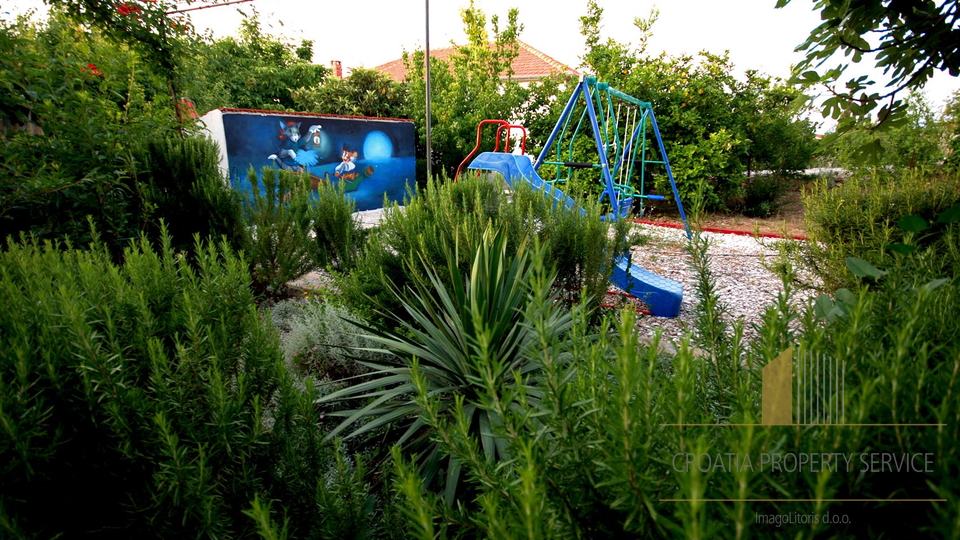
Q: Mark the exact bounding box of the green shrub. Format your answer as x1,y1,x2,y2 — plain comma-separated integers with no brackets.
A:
310,178,365,271
738,173,790,218
272,299,386,383
0,13,184,259
336,174,630,323
244,167,321,295
386,215,960,538
0,229,376,538
137,135,246,254
244,167,365,296
803,168,960,288
320,227,573,500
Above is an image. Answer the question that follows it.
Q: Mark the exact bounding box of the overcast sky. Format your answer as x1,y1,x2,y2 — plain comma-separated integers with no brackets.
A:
6,0,958,125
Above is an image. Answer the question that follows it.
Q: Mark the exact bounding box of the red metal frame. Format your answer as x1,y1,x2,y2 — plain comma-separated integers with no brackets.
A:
454,119,528,181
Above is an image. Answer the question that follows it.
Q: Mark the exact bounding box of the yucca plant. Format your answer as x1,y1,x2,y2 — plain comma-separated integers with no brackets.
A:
318,226,573,499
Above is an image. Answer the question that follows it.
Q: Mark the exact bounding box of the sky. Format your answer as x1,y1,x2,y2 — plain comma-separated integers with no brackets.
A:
5,0,958,126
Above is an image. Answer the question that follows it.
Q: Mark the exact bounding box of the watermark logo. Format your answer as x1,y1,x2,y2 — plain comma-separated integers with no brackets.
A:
660,346,944,505
761,346,845,426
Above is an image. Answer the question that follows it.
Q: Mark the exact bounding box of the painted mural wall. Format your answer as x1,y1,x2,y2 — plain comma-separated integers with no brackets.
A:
201,108,416,211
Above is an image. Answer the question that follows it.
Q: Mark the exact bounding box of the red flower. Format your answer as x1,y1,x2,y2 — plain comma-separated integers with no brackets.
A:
81,63,104,77
117,2,142,16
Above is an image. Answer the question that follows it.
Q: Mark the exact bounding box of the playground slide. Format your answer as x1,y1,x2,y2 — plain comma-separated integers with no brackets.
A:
467,152,683,317
467,151,581,213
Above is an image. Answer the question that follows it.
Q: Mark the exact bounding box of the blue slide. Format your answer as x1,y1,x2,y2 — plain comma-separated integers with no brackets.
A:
467,152,683,317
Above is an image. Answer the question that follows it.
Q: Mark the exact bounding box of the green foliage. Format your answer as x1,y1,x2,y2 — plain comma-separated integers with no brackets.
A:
778,0,960,132
243,166,363,295
820,91,949,168
190,10,328,112
513,74,569,152
945,91,960,171
136,135,246,254
244,167,320,294
0,229,374,538
384,210,960,538
576,1,816,211
47,0,193,79
402,0,530,180
737,174,791,218
273,298,386,384
310,178,365,272
0,13,180,254
293,68,406,118
336,174,630,324
320,227,573,500
46,0,206,129
803,168,960,288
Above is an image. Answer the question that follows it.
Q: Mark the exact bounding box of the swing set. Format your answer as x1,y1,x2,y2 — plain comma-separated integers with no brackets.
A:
456,75,689,317
457,75,688,232
536,75,688,228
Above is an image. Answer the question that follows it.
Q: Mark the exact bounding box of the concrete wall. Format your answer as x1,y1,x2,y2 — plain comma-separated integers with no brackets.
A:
201,108,416,211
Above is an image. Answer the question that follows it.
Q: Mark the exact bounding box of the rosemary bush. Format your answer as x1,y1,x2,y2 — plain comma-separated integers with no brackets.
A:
244,167,321,295
244,167,366,296
137,135,246,255
803,168,960,288
0,229,375,538
384,204,959,538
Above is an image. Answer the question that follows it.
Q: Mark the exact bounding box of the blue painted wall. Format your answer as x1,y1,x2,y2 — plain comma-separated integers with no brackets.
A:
215,110,415,211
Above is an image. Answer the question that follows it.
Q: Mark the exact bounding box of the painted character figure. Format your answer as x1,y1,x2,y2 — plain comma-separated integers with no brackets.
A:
323,142,373,193
334,144,358,177
268,121,321,171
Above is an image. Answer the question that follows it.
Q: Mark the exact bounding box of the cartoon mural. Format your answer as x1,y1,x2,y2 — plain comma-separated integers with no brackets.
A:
201,108,416,211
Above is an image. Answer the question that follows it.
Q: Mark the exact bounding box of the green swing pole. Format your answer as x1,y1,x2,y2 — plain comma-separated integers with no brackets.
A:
638,109,649,207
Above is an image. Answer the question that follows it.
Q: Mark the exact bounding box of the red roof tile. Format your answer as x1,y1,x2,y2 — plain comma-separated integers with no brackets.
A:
374,40,579,83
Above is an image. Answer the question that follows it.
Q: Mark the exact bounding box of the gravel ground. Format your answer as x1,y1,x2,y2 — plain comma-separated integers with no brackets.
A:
291,209,820,348
624,223,819,346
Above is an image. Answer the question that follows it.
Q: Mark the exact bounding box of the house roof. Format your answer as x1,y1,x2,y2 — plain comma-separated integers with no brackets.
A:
374,40,580,83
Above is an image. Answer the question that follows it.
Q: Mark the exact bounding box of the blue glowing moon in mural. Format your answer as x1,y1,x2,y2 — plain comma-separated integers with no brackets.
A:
363,131,393,159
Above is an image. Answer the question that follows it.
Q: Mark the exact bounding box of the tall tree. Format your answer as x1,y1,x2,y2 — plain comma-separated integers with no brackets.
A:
190,10,327,112
575,1,815,210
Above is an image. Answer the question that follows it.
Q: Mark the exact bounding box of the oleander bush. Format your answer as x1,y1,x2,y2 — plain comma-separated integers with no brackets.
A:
0,229,375,539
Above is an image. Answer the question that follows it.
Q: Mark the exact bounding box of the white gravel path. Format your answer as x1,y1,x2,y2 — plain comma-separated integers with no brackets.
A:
624,223,818,345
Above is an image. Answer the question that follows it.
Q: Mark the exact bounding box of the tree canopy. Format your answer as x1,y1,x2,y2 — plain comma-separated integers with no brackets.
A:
779,0,960,131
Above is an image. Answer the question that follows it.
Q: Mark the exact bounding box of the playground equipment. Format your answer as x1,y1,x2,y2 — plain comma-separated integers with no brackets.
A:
458,75,688,317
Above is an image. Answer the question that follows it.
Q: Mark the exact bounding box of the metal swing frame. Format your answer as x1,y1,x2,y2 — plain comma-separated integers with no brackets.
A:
534,75,689,231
